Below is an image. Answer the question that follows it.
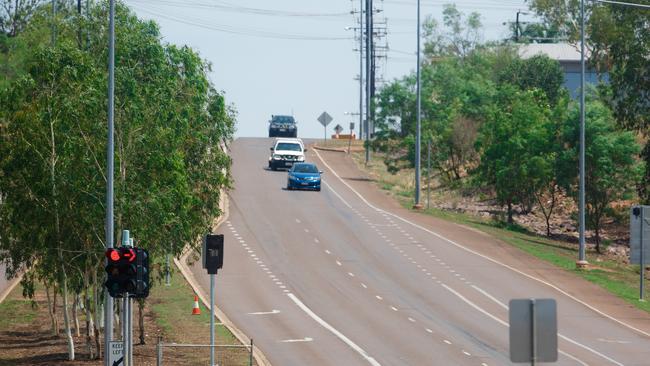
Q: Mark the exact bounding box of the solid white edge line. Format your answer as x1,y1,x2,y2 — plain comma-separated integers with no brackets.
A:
323,180,352,208
287,293,381,366
313,148,650,339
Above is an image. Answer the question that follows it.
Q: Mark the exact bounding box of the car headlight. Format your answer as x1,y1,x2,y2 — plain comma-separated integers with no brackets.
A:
272,154,281,159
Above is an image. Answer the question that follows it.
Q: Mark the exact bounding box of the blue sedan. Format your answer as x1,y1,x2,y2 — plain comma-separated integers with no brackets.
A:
287,163,322,191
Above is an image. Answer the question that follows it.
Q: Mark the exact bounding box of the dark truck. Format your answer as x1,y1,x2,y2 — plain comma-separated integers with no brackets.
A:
268,115,297,138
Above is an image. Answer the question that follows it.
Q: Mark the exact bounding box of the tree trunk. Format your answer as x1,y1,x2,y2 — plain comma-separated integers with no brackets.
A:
85,292,94,360
73,293,80,337
45,282,59,335
507,201,513,224
138,299,145,345
92,270,101,360
60,268,76,360
595,227,601,254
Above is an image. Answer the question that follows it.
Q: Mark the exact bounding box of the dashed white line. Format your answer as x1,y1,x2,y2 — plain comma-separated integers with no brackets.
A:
462,350,471,356
375,295,383,300
408,317,416,323
348,272,355,277
336,260,342,266
390,306,398,312
443,340,452,345
425,328,433,334
361,283,368,289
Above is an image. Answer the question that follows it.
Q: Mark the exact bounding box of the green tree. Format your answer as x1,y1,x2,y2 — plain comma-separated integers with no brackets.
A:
475,87,555,224
497,54,566,106
423,4,482,58
558,99,642,252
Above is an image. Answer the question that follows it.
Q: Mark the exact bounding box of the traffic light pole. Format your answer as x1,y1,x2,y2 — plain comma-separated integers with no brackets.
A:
210,274,215,366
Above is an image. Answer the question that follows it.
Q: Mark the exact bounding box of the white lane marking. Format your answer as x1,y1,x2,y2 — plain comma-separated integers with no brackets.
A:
361,283,368,289
408,317,416,323
280,337,313,343
443,340,452,345
447,284,603,366
390,306,398,312
425,328,433,334
287,293,381,366
314,238,320,243
323,180,354,209
376,295,383,300
248,309,280,315
597,338,631,344
336,260,342,266
325,249,331,254
348,272,355,277
314,149,650,339
462,350,471,356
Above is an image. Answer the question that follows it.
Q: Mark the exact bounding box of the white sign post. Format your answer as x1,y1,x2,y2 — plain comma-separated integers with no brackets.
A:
109,341,124,366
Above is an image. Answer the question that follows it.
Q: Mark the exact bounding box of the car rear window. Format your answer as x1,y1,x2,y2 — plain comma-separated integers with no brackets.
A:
276,143,302,151
294,164,318,173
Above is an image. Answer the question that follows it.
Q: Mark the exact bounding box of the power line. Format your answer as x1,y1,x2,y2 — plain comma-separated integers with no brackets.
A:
593,0,650,8
130,5,353,41
129,0,351,17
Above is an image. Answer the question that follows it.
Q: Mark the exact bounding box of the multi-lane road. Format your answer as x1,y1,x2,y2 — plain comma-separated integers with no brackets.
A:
190,138,650,366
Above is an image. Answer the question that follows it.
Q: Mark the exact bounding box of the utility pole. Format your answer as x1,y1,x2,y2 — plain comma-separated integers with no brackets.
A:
577,0,588,268
414,0,422,209
365,0,372,164
359,0,364,141
104,0,116,365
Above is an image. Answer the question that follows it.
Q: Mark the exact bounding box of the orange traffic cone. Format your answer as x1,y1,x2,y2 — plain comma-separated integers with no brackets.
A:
191,295,201,315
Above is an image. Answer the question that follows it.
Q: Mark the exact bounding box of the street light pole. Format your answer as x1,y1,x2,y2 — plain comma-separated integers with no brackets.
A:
577,0,588,268
104,1,116,364
414,0,422,209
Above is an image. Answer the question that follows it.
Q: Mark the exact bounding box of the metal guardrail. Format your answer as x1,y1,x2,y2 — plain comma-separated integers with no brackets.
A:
156,337,254,366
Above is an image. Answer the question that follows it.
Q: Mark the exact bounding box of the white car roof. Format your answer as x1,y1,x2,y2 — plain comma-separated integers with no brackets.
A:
274,138,304,146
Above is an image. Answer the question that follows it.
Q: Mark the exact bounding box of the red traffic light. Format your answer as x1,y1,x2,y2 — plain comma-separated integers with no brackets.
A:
123,248,136,262
106,249,120,262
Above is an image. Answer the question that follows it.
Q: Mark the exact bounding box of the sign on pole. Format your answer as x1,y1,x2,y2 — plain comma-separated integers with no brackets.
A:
509,298,557,364
318,111,333,144
109,341,124,366
630,206,650,264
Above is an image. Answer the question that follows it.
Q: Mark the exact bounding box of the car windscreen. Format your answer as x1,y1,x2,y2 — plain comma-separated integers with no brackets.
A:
276,143,302,151
293,164,319,173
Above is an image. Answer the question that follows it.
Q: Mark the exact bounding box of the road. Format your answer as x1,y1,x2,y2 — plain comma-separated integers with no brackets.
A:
190,137,650,366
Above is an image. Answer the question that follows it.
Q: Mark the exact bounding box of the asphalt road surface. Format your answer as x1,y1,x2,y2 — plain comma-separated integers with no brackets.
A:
190,137,650,366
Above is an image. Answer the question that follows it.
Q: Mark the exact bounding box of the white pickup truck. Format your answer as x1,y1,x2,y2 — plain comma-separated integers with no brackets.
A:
268,138,306,170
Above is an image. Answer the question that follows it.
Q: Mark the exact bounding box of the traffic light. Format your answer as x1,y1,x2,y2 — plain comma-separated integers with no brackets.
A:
104,247,137,298
133,247,149,299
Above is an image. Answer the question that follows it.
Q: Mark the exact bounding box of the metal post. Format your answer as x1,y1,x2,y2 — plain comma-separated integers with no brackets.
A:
365,0,372,164
128,298,133,363
359,0,364,141
156,337,163,366
414,0,422,209
515,10,520,42
104,3,116,364
577,0,588,268
427,140,431,210
210,274,215,366
123,295,129,366
641,209,645,301
324,125,327,146
530,299,537,366
249,339,254,366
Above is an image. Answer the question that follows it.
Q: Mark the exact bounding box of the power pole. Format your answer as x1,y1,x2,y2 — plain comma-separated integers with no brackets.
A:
414,0,422,209
365,0,372,164
104,0,116,365
359,0,364,140
577,0,588,268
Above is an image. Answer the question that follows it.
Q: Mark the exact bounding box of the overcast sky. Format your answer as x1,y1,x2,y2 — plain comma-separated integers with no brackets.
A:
125,0,532,138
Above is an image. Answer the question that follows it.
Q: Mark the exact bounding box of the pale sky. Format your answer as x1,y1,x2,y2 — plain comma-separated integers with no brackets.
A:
125,0,532,138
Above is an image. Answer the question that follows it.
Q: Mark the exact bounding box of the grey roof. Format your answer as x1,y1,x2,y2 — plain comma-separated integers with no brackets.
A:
518,43,590,62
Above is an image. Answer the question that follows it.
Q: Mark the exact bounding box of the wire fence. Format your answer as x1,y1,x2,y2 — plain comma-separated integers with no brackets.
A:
156,337,255,366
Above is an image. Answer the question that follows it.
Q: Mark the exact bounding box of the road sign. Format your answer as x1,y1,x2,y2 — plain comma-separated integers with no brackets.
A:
630,205,650,264
509,299,557,364
318,111,333,127
109,341,124,366
349,122,355,131
334,124,343,134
